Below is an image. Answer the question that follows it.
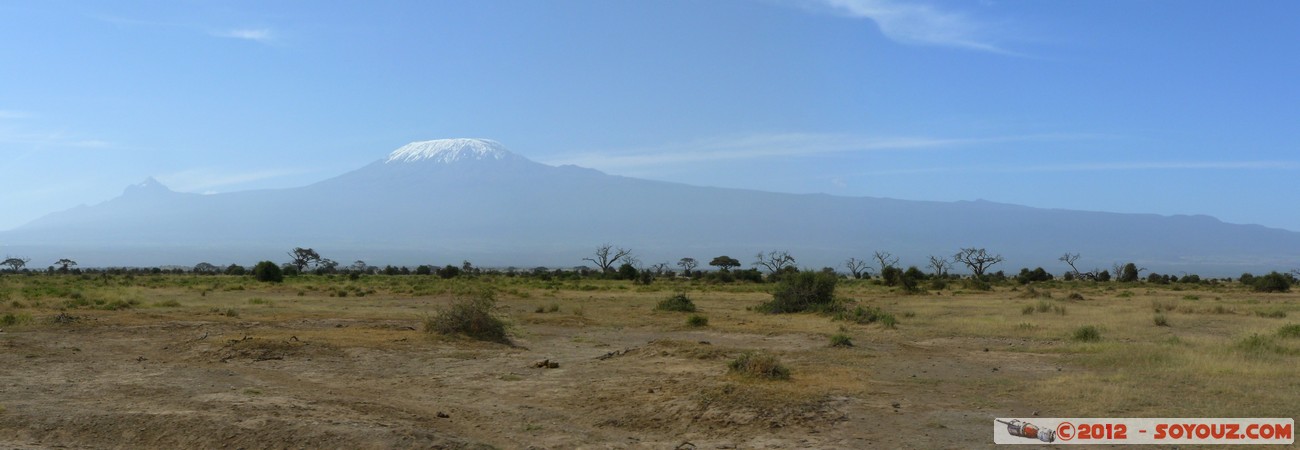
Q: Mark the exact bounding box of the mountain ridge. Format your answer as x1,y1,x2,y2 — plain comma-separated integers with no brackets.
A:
2,139,1297,275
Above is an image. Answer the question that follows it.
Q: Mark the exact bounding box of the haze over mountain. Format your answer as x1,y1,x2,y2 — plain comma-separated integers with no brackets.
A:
3,139,1297,276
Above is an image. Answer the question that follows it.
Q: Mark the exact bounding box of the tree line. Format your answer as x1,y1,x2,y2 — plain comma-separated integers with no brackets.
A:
3,244,1295,293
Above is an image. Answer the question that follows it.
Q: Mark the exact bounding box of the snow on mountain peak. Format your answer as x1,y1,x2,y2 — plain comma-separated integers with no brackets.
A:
385,138,517,164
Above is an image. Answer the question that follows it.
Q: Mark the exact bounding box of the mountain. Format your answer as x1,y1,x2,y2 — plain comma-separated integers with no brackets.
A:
3,138,1298,275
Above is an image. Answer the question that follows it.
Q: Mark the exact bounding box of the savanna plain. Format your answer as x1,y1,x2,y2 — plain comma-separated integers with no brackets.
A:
2,272,1298,449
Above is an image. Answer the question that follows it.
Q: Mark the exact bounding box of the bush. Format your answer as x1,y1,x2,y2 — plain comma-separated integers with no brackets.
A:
1153,314,1169,327
1016,267,1053,284
617,263,638,281
829,333,853,347
437,265,462,279
833,305,895,328
656,293,697,312
962,278,992,291
686,314,708,327
425,291,509,343
1276,324,1300,338
1072,325,1102,342
1253,272,1292,293
728,351,790,380
733,268,764,283
757,270,838,313
252,261,283,283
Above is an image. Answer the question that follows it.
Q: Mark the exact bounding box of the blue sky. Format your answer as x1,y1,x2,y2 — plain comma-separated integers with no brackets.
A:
2,0,1298,232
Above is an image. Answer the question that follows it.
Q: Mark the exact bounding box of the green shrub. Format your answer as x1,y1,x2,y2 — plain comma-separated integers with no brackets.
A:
757,271,838,313
879,313,897,329
963,278,992,291
1072,325,1101,342
829,333,853,347
425,291,509,343
1276,324,1300,338
728,351,790,380
835,305,880,323
1153,314,1169,327
1252,272,1292,293
252,261,283,283
656,293,697,312
1236,333,1288,356
686,314,708,327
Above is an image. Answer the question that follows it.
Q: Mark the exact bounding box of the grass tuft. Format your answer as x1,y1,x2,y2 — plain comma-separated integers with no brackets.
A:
1072,325,1102,342
829,333,853,347
728,351,790,380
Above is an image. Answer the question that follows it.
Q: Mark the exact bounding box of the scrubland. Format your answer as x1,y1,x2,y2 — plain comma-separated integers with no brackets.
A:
1,273,1296,448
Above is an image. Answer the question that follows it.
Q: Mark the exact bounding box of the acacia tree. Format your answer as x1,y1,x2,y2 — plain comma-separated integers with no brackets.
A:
753,250,796,274
709,255,741,271
677,257,698,276
1059,253,1082,278
873,251,899,274
287,247,322,272
582,244,633,274
927,255,952,277
650,262,671,275
317,258,339,274
193,262,220,274
1118,262,1144,283
2,257,30,272
843,257,870,279
54,258,77,274
952,247,1003,279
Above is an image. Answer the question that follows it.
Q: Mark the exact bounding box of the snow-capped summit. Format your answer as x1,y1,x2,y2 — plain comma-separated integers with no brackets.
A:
123,177,173,195
385,138,518,164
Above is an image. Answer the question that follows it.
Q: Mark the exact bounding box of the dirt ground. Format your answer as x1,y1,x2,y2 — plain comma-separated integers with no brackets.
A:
1,278,1295,449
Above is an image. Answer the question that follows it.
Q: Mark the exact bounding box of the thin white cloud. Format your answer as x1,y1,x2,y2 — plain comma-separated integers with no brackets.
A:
0,110,34,120
0,128,113,149
799,0,1015,54
157,167,306,193
213,28,274,43
866,160,1300,176
92,14,278,44
544,132,1092,170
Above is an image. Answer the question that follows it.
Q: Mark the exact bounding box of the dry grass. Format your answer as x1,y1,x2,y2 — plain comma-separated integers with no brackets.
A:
0,274,1296,442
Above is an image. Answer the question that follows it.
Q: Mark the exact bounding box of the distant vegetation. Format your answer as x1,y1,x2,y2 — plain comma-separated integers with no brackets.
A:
0,245,1294,293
